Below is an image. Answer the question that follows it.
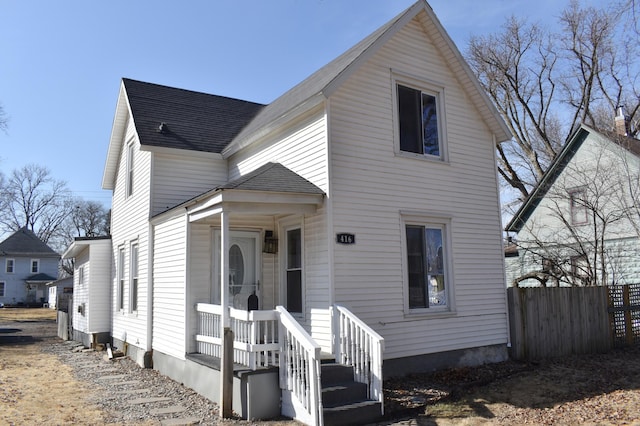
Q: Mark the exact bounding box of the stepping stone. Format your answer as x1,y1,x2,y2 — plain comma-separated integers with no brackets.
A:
150,405,187,415
99,374,128,380
114,388,151,395
129,397,172,405
160,417,202,426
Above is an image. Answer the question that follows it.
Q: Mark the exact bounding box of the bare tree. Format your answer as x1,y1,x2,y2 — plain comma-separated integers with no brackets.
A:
0,164,73,249
468,0,640,203
0,103,7,133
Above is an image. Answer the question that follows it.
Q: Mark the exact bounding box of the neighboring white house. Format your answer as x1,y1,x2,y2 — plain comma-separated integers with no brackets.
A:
0,227,60,306
62,236,112,348
67,1,512,423
505,118,640,287
46,276,73,310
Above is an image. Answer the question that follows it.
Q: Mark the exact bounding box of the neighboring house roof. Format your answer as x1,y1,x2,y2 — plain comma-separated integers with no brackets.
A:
46,276,73,287
26,273,58,283
506,124,640,233
220,162,325,194
0,227,59,257
104,0,511,189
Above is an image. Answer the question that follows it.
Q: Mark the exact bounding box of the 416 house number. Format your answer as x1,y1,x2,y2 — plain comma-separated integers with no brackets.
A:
336,233,355,244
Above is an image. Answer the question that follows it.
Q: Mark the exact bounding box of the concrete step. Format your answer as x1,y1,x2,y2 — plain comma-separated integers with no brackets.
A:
323,400,382,426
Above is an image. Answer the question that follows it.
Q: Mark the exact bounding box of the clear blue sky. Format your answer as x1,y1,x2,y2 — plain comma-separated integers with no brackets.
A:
0,0,604,208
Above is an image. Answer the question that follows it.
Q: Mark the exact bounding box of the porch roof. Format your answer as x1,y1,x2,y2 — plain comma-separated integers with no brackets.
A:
168,163,324,222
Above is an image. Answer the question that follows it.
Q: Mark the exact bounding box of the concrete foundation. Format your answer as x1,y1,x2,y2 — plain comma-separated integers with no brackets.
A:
72,329,110,349
383,344,508,378
112,336,148,368
153,350,281,421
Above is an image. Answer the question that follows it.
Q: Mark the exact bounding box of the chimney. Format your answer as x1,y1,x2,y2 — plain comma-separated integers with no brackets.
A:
615,106,629,136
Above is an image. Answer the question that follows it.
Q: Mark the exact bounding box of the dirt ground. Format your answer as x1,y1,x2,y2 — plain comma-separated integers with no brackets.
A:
2,309,640,425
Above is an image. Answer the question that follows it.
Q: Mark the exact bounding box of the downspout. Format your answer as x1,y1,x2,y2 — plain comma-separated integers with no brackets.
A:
146,221,154,368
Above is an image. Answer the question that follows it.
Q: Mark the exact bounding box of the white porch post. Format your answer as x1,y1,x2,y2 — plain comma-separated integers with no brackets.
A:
220,210,233,417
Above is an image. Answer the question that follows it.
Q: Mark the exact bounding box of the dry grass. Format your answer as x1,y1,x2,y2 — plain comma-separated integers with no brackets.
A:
0,307,57,321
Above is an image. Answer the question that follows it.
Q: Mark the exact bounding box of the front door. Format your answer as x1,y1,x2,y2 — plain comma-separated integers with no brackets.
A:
213,231,260,309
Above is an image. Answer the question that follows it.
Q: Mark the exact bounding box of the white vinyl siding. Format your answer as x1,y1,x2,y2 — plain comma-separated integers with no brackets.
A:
153,214,187,359
152,152,228,216
110,118,151,358
327,18,507,360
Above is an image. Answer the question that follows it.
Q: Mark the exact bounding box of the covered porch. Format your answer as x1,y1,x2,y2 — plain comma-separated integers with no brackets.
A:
179,163,384,424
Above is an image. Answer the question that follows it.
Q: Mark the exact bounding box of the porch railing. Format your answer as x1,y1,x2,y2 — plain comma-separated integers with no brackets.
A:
276,306,323,426
332,305,385,414
195,303,279,369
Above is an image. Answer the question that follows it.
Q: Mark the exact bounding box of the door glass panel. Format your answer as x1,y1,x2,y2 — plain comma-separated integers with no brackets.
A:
229,244,244,296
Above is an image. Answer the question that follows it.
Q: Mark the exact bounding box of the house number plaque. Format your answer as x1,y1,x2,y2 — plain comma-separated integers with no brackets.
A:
336,233,355,244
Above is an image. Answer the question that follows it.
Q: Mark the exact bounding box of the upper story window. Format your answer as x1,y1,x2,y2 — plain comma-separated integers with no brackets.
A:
396,80,445,160
126,142,135,197
31,259,40,274
78,266,85,285
569,189,588,225
5,259,14,273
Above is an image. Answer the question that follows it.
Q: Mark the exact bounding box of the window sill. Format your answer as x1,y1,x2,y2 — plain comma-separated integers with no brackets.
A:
395,150,449,164
403,308,456,320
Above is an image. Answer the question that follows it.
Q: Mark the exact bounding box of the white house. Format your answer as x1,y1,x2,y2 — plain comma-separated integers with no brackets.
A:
46,276,73,310
506,117,640,287
70,1,512,424
62,236,112,348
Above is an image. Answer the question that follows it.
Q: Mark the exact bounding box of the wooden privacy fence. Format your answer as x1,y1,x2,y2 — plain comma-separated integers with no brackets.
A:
507,287,611,360
608,283,640,347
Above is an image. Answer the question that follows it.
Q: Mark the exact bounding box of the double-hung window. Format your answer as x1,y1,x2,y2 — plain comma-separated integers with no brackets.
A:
130,243,139,312
31,259,39,274
569,189,588,225
117,247,125,311
396,81,445,159
285,227,303,314
0,282,4,297
126,142,135,198
5,259,14,273
404,217,451,311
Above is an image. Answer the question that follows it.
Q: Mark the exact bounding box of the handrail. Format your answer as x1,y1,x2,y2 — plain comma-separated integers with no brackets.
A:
332,305,385,414
276,306,323,426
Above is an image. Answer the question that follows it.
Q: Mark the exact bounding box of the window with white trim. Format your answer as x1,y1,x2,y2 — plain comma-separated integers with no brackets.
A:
130,242,139,312
5,259,14,273
396,79,445,159
117,246,125,311
403,216,452,311
0,282,4,297
126,142,135,197
569,189,588,225
30,259,40,274
78,266,85,286
285,227,303,314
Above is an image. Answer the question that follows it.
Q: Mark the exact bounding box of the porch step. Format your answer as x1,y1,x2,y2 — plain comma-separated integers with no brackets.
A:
320,363,382,426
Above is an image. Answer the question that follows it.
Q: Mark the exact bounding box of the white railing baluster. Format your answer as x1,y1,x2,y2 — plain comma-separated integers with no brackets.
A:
331,305,385,415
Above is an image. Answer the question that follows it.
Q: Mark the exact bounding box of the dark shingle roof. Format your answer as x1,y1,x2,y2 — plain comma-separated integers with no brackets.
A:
0,227,59,257
220,163,324,194
26,273,58,282
122,78,265,153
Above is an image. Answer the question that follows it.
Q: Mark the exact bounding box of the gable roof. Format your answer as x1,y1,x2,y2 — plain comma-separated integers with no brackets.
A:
505,124,640,233
102,80,264,189
220,162,325,194
223,0,512,155
0,227,59,257
123,78,264,153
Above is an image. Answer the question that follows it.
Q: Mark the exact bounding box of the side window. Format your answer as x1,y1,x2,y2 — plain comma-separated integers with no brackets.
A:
118,246,125,311
285,227,303,314
130,242,139,312
78,266,85,286
31,259,40,274
569,189,588,225
126,142,135,197
397,83,443,159
0,282,4,297
6,259,14,273
404,218,451,311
